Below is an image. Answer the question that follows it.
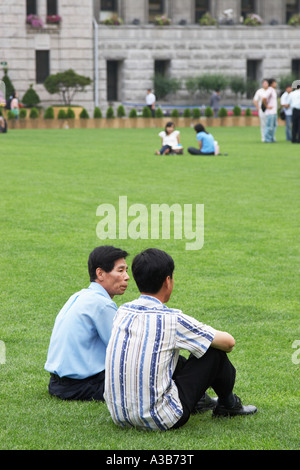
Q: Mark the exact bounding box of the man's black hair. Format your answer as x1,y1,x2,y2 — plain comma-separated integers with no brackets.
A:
88,246,129,281
131,248,174,294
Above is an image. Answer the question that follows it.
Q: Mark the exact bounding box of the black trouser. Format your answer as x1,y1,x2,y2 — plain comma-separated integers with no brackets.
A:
171,348,236,429
48,370,105,401
292,108,300,143
188,147,215,155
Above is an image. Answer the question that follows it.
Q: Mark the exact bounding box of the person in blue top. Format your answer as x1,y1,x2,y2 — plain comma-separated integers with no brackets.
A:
44,245,129,401
188,123,216,155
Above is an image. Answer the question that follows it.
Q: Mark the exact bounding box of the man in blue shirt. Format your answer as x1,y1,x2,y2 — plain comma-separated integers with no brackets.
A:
44,245,129,401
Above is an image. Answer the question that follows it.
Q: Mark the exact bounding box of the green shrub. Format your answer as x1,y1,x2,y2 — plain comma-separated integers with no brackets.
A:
117,105,126,117
58,109,67,119
19,108,27,119
199,12,217,26
155,107,164,118
183,108,191,118
93,107,102,118
288,13,300,26
170,109,179,118
29,107,39,119
22,84,40,108
106,106,114,119
154,74,181,100
7,110,15,120
204,106,214,117
233,106,242,116
129,109,137,118
44,106,55,119
218,107,228,118
142,106,152,118
66,107,75,119
79,108,89,119
245,108,252,116
192,108,201,119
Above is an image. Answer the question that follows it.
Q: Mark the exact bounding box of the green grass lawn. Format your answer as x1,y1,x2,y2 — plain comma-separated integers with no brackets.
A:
0,125,299,450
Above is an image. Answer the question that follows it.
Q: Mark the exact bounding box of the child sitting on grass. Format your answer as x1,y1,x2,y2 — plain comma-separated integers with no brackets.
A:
155,121,183,155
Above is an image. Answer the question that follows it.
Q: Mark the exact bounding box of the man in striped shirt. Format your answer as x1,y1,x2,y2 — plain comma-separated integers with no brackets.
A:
104,249,257,430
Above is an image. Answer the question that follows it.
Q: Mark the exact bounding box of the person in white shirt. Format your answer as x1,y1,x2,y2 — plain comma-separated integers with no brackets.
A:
287,81,300,143
280,84,293,141
262,79,278,143
253,79,269,142
155,121,181,155
146,89,156,117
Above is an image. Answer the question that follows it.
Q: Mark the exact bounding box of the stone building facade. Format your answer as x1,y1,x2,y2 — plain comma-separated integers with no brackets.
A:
1,0,300,114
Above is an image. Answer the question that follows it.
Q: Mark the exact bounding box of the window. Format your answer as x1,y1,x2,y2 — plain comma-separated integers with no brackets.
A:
241,0,255,19
101,0,117,12
36,51,50,84
26,0,37,15
47,0,58,16
107,61,119,101
195,0,209,22
286,0,300,22
155,60,169,77
246,59,262,97
292,59,300,78
149,0,164,22
100,0,117,21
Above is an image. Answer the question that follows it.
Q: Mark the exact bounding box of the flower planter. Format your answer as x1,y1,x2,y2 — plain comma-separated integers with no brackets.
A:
6,114,267,131
52,106,83,119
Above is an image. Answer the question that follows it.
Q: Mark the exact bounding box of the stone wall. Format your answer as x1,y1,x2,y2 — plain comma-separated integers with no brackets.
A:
97,23,300,111
0,0,94,113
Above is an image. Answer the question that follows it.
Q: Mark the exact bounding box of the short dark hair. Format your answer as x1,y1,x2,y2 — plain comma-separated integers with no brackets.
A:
131,248,174,294
88,246,129,281
268,78,276,86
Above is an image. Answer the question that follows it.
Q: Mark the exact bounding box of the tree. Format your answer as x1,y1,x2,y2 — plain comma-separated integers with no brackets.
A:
154,74,181,100
2,68,15,108
44,69,92,106
229,76,246,102
22,84,40,107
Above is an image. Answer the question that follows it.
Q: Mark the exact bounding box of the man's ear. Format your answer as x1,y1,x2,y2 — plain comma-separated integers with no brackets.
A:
95,267,104,281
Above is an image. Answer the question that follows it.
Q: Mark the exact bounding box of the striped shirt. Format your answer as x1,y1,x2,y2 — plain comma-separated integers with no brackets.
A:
104,295,215,431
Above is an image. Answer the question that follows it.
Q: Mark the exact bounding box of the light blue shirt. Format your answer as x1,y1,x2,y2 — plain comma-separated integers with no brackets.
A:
196,131,215,153
288,89,300,110
44,282,117,379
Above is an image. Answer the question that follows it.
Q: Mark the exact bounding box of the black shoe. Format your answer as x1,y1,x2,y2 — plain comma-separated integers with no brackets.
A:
192,393,218,414
212,394,257,418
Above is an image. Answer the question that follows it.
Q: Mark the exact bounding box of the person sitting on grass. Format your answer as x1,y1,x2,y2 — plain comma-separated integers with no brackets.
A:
104,248,257,431
155,121,182,155
188,123,216,155
44,245,129,401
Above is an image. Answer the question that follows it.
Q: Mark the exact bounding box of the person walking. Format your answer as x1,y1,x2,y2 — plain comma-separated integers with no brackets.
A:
263,79,278,143
253,79,269,142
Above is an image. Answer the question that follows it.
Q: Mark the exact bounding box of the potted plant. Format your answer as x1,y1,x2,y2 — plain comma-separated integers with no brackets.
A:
198,12,217,26
288,14,300,26
46,15,62,25
101,14,123,25
26,15,44,28
243,14,263,26
154,15,172,26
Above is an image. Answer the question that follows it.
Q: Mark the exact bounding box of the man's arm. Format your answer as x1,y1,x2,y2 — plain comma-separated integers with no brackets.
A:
211,330,235,353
